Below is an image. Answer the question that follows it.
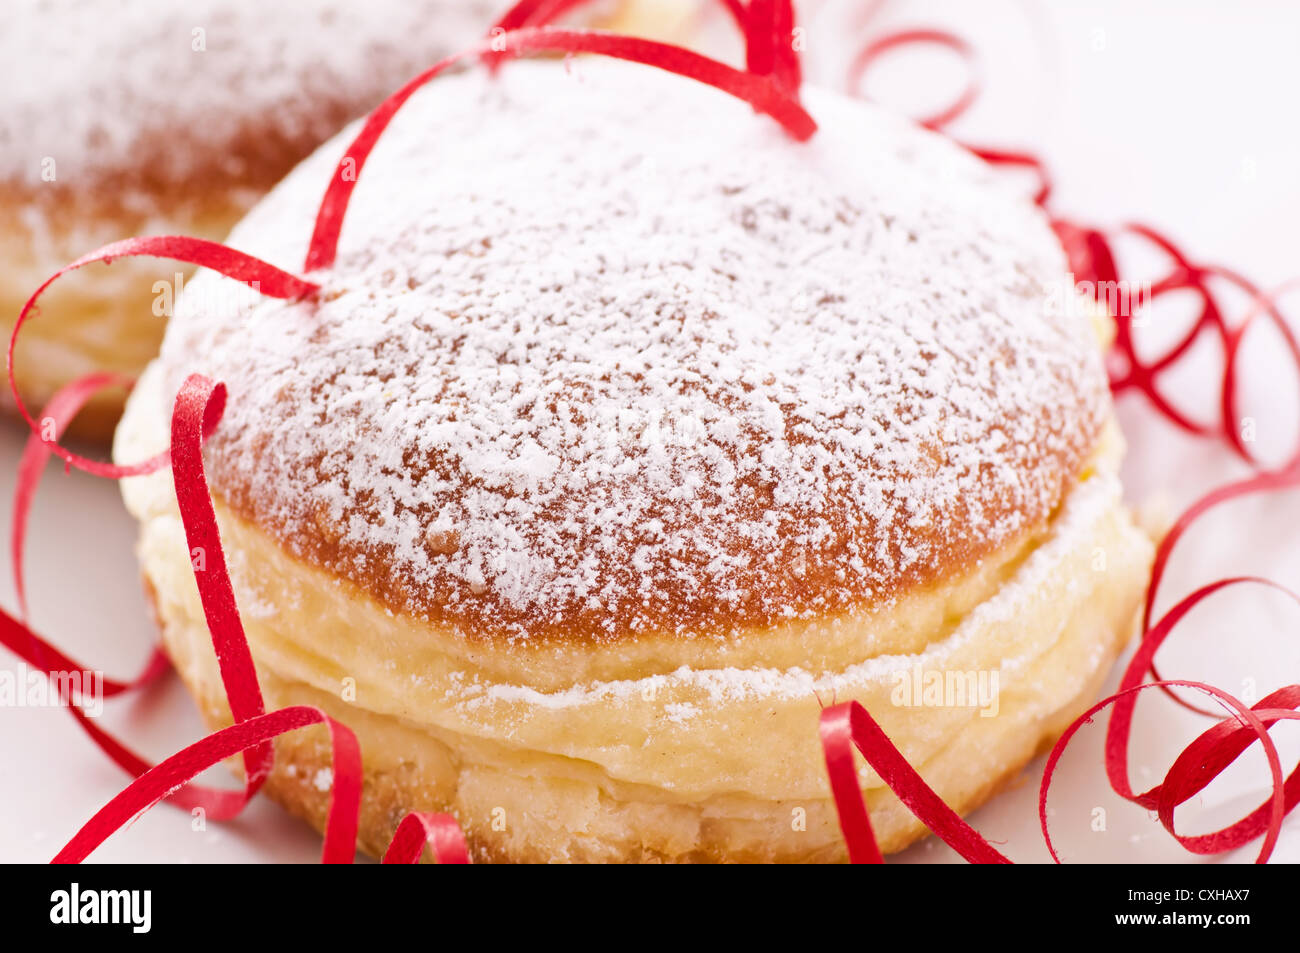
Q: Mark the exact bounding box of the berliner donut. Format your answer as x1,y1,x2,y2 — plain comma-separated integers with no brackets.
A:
115,59,1153,862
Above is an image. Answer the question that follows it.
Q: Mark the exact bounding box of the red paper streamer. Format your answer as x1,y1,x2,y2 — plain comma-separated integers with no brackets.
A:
1127,276,1300,712
6,236,319,479
1105,578,1300,853
815,377,1300,863
485,0,587,72
820,702,1010,863
5,268,468,858
822,670,1299,865
383,812,472,865
1140,472,1300,712
744,0,802,94
3,375,255,816
49,694,467,864
168,374,272,786
1156,688,1300,853
51,706,360,864
10,373,160,676
847,28,979,132
847,29,1052,209
1046,679,1292,864
303,26,816,272
1220,277,1300,468
969,147,1052,207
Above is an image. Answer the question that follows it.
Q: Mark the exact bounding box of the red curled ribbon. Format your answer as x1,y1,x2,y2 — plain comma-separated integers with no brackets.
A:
6,236,319,479
304,26,817,271
848,28,979,132
5,374,276,819
968,147,1053,207
820,15,1300,865
2,379,170,791
4,374,255,816
169,374,272,787
1047,680,1293,865
820,702,1011,864
51,705,362,864
822,670,1299,865
383,813,473,865
7,270,469,857
1220,278,1300,469
493,0,588,31
847,28,1054,209
744,0,802,95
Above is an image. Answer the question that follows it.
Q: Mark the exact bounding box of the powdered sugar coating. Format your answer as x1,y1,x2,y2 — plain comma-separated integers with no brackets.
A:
158,59,1109,642
2,0,496,197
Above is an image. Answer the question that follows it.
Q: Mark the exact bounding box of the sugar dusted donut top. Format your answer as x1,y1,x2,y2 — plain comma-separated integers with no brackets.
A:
2,0,495,205
158,59,1110,643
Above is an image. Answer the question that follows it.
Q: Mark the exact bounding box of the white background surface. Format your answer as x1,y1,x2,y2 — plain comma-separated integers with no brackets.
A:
3,0,1299,863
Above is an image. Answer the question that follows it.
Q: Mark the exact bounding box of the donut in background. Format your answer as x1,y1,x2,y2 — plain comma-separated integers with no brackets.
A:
2,0,688,440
